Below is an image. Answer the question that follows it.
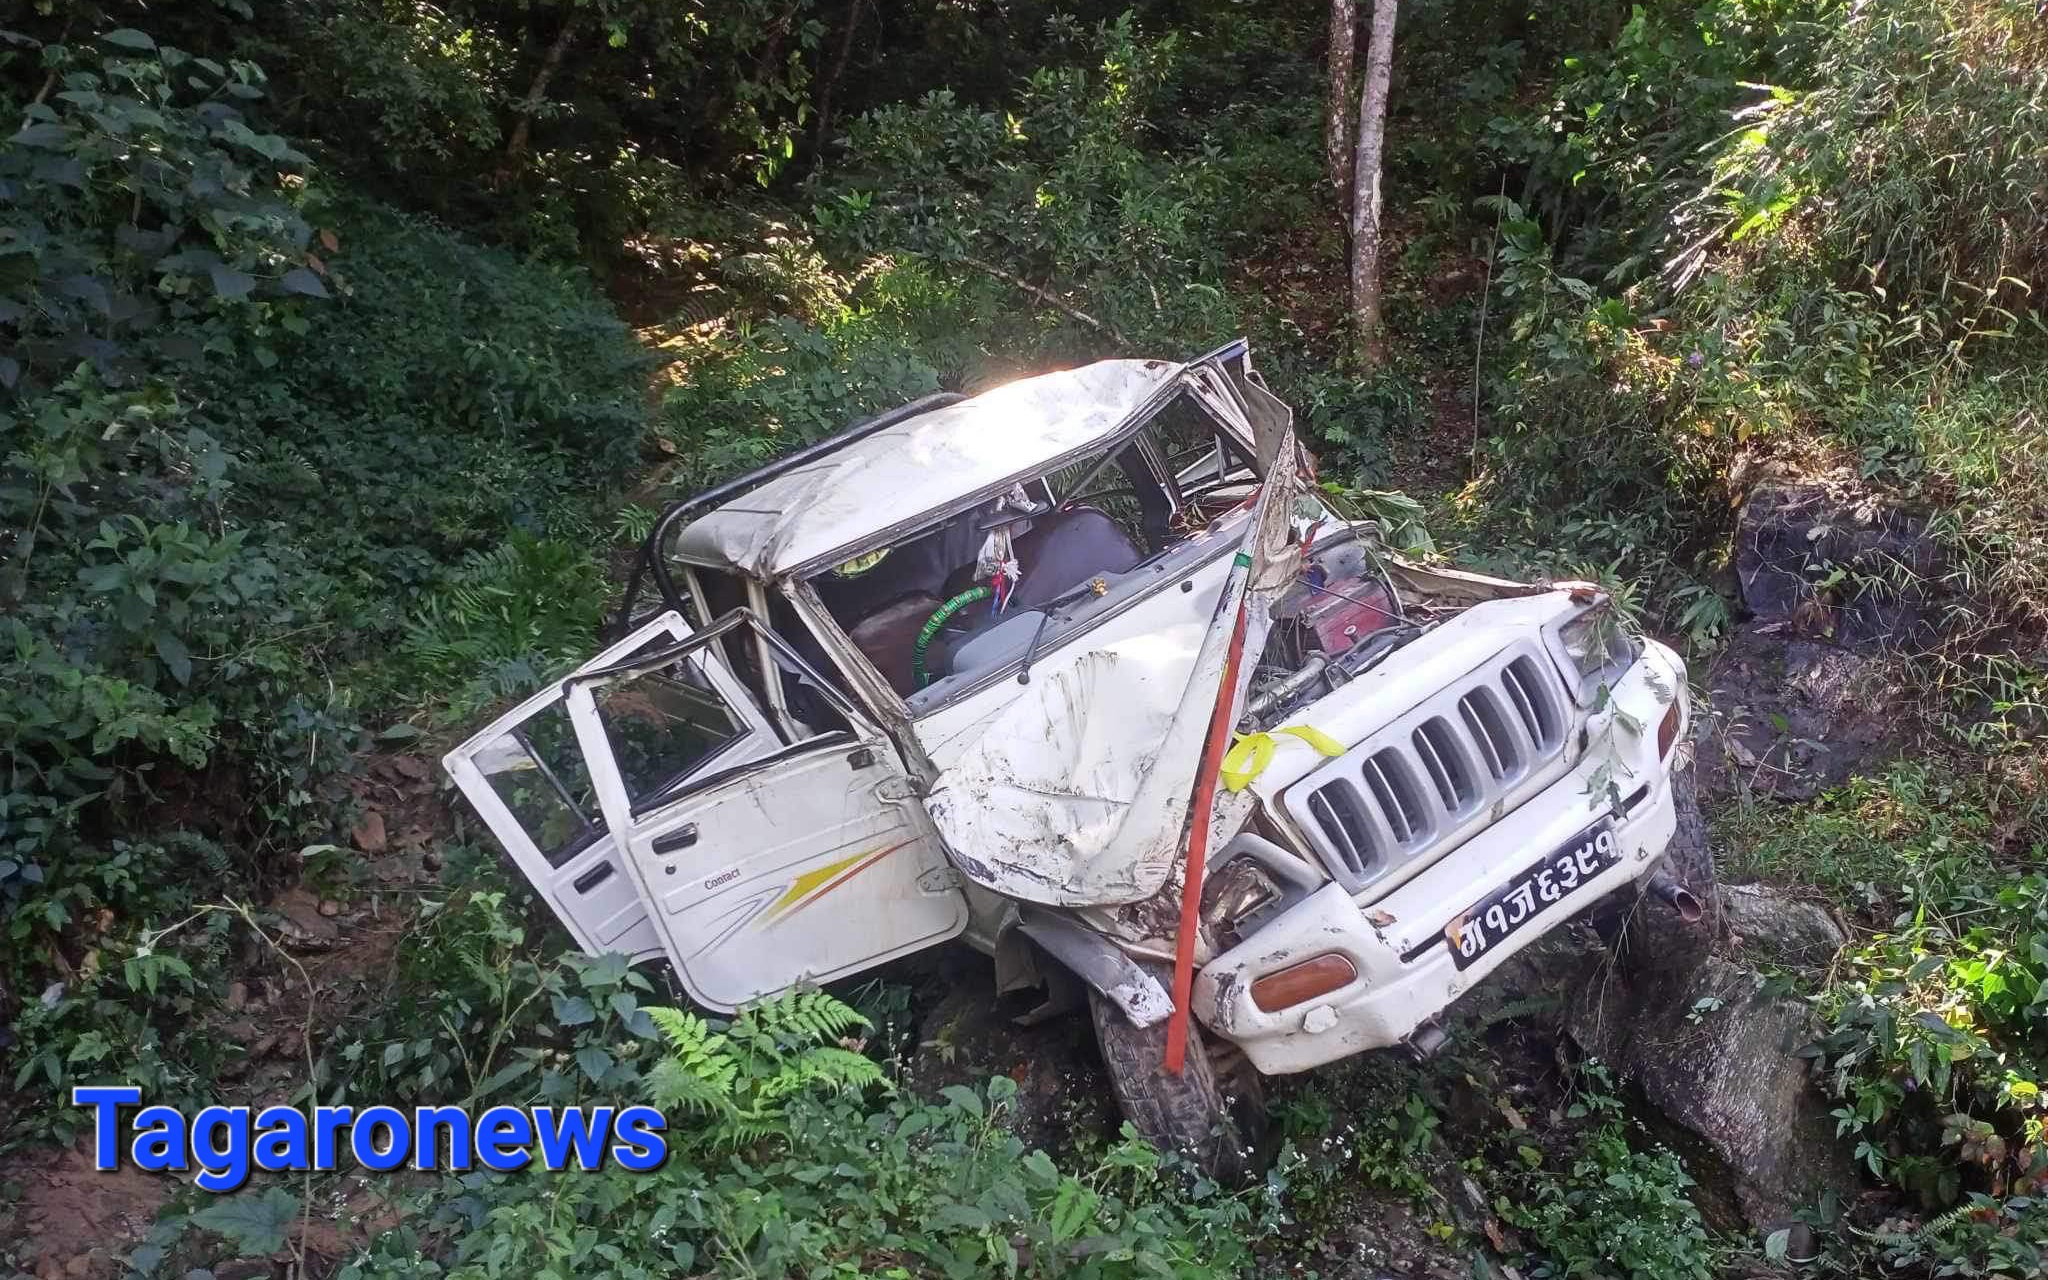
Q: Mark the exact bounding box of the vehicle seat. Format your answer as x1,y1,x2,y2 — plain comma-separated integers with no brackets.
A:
847,592,952,696
1005,506,1144,611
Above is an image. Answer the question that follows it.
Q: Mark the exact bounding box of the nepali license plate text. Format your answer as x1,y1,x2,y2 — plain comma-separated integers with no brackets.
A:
1444,820,1620,969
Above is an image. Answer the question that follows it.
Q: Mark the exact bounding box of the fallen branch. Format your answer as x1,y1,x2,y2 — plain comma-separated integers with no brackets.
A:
957,255,1128,346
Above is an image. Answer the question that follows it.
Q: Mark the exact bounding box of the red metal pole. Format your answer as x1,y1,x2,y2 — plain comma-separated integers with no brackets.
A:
1163,586,1253,1074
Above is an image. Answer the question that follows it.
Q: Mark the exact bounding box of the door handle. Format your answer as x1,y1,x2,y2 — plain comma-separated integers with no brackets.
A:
651,824,698,854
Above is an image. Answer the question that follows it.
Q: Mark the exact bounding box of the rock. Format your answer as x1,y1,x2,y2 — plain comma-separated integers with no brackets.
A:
1704,477,1947,799
269,887,340,950
1699,630,1910,800
352,809,388,855
1570,951,1857,1227
1735,479,1943,648
1721,884,1844,968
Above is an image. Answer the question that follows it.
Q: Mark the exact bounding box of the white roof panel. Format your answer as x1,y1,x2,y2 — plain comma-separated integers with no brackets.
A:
672,358,1185,576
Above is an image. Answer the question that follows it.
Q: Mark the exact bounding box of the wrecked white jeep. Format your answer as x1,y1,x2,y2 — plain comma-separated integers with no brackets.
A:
443,340,1694,1174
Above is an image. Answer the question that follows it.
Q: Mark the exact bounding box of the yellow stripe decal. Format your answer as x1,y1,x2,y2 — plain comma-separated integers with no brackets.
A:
759,840,910,926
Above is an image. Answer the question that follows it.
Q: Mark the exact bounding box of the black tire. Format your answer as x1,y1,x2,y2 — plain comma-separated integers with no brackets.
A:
1088,984,1266,1182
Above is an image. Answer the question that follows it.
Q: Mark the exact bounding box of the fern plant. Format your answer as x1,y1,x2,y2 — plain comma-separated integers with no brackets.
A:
646,990,885,1149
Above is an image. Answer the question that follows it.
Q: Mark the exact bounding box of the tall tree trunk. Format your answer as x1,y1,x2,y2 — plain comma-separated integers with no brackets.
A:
1324,0,1356,218
813,0,868,157
1348,0,1397,368
504,17,579,168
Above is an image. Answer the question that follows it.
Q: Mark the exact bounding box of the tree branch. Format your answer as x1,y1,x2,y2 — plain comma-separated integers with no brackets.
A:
503,16,580,168
958,255,1129,347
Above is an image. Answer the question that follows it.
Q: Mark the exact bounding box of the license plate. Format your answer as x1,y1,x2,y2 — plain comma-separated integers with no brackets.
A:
1444,820,1620,969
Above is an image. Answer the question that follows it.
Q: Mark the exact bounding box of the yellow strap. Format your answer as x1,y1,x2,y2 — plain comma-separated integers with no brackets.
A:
1219,724,1346,792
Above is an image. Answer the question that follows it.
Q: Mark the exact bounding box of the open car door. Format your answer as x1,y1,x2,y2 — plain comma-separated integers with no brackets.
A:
560,610,969,1011
442,612,781,963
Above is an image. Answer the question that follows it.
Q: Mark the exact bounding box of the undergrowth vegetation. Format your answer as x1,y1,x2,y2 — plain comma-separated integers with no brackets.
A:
1718,761,2048,1276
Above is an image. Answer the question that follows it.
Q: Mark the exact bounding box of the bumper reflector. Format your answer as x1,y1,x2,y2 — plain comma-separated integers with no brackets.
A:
1250,953,1358,1012
1657,698,1682,760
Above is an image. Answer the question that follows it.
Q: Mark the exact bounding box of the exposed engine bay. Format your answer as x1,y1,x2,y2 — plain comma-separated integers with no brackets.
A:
1241,529,1426,733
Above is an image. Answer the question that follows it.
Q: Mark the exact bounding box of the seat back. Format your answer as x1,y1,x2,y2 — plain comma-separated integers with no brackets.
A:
847,592,945,695
1006,507,1143,611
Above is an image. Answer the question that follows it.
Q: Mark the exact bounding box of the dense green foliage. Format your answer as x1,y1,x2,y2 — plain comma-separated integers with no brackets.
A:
5,0,2048,1273
1722,762,2048,1276
0,28,645,1132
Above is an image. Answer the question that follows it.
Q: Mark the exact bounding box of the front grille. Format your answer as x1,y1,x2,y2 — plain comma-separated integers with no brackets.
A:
1290,645,1573,893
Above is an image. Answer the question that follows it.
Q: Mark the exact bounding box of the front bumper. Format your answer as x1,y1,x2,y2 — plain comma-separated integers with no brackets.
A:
1193,646,1686,1075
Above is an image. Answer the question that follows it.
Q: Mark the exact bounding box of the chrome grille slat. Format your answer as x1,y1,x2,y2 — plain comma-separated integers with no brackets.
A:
1362,756,1403,842
1290,643,1575,894
1308,782,1374,879
1460,687,1522,780
1502,656,1562,750
1413,719,1475,810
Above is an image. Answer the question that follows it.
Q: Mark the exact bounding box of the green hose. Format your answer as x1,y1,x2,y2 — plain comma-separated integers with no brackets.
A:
914,586,993,687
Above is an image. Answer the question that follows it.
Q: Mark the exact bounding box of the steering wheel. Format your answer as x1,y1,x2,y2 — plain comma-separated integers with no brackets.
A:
913,586,992,687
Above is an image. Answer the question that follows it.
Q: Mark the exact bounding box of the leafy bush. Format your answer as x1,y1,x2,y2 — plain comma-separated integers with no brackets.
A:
1721,761,2048,1276
1680,0,2048,331
1497,1066,1714,1280
335,988,1277,1280
0,23,650,1136
658,310,943,490
1485,0,1824,285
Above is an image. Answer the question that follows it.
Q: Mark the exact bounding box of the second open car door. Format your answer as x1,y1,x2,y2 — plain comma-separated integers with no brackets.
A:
554,610,969,1011
440,612,783,963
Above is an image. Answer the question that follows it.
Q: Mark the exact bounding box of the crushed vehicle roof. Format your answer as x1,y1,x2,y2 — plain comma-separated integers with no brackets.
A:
672,357,1186,578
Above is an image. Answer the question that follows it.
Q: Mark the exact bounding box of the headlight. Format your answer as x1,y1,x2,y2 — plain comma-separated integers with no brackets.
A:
1558,603,1639,687
1201,857,1288,951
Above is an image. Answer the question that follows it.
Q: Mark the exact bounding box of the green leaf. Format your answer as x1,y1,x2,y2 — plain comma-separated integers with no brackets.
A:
208,263,256,300
552,994,596,1027
939,1084,983,1118
189,1188,298,1256
280,268,328,298
102,28,157,50
1764,1228,1791,1261
473,1056,537,1100
154,632,193,684
574,1045,613,1082
12,122,71,149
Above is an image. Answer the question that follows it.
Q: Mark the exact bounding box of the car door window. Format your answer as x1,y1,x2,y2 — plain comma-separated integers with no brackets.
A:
585,654,760,817
471,701,605,867
440,610,777,963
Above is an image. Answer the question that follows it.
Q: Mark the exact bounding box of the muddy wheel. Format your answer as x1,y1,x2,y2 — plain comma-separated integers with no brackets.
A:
1088,984,1266,1181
